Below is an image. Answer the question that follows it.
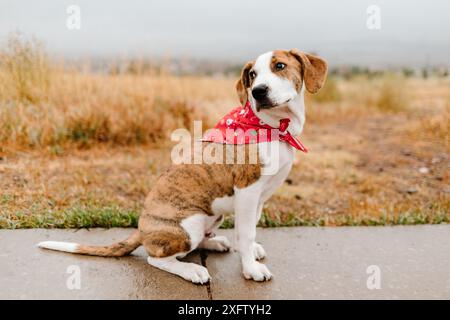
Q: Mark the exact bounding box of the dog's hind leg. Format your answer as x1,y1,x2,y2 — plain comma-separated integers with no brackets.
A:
143,213,211,284
147,255,211,284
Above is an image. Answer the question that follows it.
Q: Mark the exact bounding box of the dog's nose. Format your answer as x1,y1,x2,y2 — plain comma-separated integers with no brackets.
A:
252,85,269,101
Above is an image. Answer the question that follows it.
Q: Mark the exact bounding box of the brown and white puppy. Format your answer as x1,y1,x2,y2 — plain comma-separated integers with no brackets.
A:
38,49,327,284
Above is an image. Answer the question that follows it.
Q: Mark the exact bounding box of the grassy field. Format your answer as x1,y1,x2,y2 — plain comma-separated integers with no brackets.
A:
0,37,449,228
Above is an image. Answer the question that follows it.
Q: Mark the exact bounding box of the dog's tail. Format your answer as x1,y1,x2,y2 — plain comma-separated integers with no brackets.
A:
37,230,142,257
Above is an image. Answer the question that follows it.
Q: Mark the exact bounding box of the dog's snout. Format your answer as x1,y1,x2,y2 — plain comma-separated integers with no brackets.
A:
252,85,269,101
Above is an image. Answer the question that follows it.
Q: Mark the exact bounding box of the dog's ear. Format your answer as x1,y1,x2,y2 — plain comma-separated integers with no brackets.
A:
236,61,254,105
289,49,328,94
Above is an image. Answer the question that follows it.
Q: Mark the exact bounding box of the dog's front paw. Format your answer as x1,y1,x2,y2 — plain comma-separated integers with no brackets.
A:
242,261,272,282
253,242,266,260
181,264,211,284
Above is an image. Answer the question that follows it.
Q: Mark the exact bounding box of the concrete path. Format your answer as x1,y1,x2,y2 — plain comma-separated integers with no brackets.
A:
0,225,449,299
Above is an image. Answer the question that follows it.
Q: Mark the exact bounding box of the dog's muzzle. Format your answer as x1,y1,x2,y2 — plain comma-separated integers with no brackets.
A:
252,85,274,111
252,85,269,101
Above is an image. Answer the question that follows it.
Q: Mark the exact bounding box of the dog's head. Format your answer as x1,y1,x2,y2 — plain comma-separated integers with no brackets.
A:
236,49,328,111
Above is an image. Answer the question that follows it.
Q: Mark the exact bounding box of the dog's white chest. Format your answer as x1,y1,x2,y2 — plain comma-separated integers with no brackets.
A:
211,196,235,215
211,141,294,217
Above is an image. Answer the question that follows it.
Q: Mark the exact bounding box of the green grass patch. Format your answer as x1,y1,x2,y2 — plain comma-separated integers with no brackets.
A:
0,204,448,229
0,205,139,229
220,206,448,229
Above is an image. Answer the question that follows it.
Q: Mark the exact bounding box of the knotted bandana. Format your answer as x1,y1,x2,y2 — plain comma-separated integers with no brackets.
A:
202,101,307,152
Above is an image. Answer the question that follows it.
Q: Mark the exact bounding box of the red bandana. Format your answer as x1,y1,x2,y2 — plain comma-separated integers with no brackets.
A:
202,101,307,152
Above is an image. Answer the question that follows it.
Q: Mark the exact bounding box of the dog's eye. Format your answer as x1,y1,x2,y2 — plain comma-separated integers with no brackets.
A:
275,62,286,71
249,70,257,79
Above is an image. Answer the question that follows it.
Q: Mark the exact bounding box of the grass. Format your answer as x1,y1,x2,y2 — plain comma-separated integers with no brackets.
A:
0,35,449,229
0,35,411,154
410,104,450,149
374,75,409,112
0,204,139,229
312,76,342,103
0,35,219,153
259,204,449,227
0,34,50,104
1,203,447,229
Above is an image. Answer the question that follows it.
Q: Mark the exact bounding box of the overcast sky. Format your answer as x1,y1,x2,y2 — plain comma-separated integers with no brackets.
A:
1,0,449,67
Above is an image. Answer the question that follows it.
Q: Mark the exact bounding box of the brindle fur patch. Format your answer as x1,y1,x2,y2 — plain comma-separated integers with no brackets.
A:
139,142,261,257
77,230,141,257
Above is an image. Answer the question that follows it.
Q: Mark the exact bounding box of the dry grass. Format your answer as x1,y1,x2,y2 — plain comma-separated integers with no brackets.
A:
409,104,450,149
0,36,449,228
374,75,409,112
0,35,229,154
0,68,224,152
0,35,51,104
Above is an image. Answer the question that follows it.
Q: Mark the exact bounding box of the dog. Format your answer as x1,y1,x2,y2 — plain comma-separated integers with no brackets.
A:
38,49,327,284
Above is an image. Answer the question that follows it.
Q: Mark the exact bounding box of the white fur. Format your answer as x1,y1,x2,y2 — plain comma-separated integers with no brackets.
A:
252,51,298,108
232,141,295,281
147,255,211,284
253,242,267,260
180,214,207,250
175,51,305,282
199,235,231,252
149,213,234,284
147,214,229,284
229,51,306,281
211,196,234,216
37,241,78,253
250,51,306,136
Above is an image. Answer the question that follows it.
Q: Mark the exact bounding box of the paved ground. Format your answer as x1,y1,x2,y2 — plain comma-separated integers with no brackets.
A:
0,225,449,299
